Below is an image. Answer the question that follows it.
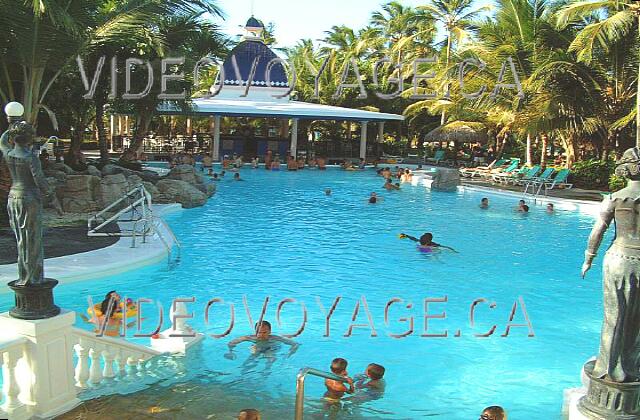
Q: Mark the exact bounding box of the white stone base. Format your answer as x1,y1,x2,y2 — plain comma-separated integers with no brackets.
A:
0,310,80,419
149,329,204,354
564,387,588,420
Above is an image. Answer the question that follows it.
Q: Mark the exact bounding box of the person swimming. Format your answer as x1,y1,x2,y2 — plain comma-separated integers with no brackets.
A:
225,320,299,360
369,192,378,203
480,197,489,209
399,232,457,253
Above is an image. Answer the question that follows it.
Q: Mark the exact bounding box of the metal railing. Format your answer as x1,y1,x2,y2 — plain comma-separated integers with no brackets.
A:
88,184,152,237
88,184,180,262
294,367,351,420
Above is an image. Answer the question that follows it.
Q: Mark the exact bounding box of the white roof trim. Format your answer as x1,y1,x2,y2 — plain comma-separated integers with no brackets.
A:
158,97,404,122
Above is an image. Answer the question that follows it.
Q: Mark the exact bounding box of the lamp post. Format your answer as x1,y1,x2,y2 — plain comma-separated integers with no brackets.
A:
1,101,60,319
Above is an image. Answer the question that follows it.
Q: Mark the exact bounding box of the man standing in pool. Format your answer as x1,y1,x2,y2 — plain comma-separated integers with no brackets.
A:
399,232,457,253
225,320,299,361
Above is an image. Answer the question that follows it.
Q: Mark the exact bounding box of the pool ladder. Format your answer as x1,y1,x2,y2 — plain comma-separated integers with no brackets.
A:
294,367,351,420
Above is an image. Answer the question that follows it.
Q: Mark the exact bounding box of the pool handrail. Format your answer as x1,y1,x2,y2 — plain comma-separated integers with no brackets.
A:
295,367,351,420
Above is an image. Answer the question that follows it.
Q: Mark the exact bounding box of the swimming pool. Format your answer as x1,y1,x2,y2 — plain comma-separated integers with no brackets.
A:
0,167,605,419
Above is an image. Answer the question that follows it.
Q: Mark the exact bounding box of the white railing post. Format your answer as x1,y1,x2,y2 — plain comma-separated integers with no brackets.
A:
116,350,127,379
1,347,25,413
126,355,138,380
74,339,90,389
102,348,116,379
88,344,104,386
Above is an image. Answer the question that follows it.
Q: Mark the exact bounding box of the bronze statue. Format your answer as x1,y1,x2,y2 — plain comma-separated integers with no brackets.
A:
579,147,640,417
1,103,59,320
0,120,49,286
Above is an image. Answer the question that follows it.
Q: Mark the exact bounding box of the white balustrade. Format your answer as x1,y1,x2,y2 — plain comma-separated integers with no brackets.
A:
71,328,161,395
0,336,27,418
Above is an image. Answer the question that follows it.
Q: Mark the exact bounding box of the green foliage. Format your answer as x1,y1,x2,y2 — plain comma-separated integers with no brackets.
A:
571,159,615,189
608,174,627,192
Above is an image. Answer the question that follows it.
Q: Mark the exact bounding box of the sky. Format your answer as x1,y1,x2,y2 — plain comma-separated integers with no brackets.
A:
213,0,437,48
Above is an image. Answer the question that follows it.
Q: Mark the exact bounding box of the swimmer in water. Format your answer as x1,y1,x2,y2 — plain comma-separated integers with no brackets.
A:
546,203,554,213
369,192,378,203
325,188,332,196
399,232,457,252
225,321,299,360
234,173,242,181
480,197,489,209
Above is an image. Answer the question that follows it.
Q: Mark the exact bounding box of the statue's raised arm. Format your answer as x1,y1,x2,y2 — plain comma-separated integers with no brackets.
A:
0,125,11,157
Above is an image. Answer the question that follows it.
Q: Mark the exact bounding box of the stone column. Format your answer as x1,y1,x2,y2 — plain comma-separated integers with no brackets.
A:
0,310,80,418
378,121,385,143
290,118,299,159
109,115,115,152
212,115,221,161
360,121,368,160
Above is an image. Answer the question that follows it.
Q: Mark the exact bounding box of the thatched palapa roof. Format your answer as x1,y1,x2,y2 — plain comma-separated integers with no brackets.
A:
424,121,488,144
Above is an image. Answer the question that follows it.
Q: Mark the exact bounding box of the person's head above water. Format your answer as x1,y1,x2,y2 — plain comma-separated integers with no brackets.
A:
366,363,385,380
100,290,120,318
234,173,240,179
331,357,348,375
519,199,525,206
481,198,489,206
325,188,332,196
480,406,506,420
238,408,261,420
547,203,554,212
419,233,433,246
255,321,271,339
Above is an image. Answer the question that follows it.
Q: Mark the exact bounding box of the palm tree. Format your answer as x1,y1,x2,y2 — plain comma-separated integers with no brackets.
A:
556,0,640,147
419,0,490,125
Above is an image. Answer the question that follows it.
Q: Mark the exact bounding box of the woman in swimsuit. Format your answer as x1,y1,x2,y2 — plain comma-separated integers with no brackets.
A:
399,232,457,253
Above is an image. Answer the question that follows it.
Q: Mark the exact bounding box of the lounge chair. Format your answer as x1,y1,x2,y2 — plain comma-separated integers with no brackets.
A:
543,169,573,194
426,150,446,165
491,163,526,183
381,153,404,164
522,167,555,194
498,165,540,185
460,158,509,178
511,165,543,186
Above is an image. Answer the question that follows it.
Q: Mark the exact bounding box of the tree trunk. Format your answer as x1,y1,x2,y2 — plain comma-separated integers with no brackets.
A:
95,92,110,163
526,133,533,166
120,114,151,163
440,33,452,126
496,133,509,158
562,134,577,169
540,132,548,168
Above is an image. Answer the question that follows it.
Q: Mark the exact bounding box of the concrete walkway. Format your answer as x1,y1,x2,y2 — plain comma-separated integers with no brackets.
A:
0,204,182,294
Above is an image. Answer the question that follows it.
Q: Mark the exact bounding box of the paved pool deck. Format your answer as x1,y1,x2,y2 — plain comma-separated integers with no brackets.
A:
0,204,182,294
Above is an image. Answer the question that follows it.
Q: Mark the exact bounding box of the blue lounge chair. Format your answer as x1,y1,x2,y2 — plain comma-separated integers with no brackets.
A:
460,158,509,178
522,167,555,194
543,169,573,195
505,165,541,185
426,150,446,165
492,164,529,184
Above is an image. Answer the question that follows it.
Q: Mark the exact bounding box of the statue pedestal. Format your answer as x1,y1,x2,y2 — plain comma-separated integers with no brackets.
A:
0,310,80,418
578,360,640,419
8,279,60,320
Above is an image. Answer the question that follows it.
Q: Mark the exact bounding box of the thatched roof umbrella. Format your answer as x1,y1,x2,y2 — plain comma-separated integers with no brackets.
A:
424,121,488,144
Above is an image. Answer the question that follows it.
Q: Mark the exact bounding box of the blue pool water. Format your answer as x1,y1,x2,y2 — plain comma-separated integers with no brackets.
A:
0,167,606,418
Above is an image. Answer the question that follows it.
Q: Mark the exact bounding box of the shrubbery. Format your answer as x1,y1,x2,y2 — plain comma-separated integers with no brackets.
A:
571,159,615,189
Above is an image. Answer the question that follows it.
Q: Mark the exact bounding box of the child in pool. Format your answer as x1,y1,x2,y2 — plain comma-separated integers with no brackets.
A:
399,232,457,253
355,363,385,391
324,358,355,400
